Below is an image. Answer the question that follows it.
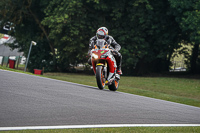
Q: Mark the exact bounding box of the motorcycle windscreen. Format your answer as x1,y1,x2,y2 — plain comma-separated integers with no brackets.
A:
96,39,106,49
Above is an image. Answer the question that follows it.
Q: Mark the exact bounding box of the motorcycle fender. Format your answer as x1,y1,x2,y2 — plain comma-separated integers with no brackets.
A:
93,63,104,74
96,63,104,66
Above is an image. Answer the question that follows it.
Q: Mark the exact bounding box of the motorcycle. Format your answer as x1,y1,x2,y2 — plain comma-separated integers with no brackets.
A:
90,39,120,91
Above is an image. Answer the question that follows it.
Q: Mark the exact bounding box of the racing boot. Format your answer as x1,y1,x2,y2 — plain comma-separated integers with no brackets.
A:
116,55,122,75
117,66,122,75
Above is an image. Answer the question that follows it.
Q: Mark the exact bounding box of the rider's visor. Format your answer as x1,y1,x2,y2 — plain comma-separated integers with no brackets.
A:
97,35,105,39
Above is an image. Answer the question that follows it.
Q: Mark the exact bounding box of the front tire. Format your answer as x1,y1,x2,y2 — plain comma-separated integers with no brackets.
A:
96,65,105,90
108,79,119,91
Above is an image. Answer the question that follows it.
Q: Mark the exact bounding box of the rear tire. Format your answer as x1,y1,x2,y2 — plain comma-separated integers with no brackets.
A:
108,79,119,91
96,65,105,90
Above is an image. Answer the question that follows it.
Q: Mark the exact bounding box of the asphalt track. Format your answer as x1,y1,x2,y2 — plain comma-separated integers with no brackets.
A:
0,69,200,128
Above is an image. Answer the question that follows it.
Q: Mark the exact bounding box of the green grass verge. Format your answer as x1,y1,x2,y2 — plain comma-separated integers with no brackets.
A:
0,66,33,75
1,127,200,133
0,33,4,39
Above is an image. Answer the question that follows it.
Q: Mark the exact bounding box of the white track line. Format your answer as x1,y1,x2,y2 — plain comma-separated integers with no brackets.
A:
0,124,200,131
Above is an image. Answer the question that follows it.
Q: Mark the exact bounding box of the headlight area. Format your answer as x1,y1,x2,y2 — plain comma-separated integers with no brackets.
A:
92,53,98,59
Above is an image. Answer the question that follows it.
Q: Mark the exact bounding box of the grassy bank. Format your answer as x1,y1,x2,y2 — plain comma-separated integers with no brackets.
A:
0,33,4,39
0,66,33,75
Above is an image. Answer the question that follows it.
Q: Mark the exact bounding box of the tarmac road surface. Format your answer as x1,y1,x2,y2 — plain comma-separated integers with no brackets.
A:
0,69,200,127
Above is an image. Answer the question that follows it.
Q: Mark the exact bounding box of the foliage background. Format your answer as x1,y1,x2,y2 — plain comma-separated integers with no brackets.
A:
0,0,199,75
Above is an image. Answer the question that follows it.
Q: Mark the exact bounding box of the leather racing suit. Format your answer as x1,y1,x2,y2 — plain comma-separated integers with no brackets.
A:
88,35,122,74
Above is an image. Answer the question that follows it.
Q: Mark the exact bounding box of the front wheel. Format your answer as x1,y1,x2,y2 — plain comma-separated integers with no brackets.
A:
108,79,119,91
96,65,105,90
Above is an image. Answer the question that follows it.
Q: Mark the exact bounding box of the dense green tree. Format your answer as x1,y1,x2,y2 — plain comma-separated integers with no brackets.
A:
41,0,95,71
0,0,56,72
104,0,182,75
1,0,199,75
168,0,200,73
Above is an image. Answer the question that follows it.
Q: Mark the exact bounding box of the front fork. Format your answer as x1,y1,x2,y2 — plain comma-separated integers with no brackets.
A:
95,62,116,84
104,62,107,79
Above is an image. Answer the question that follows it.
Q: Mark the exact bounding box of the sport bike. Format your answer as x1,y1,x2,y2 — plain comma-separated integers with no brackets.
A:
90,39,120,91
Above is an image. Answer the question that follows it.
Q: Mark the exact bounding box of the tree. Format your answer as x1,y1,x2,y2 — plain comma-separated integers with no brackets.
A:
169,0,200,73
41,0,110,71
107,0,181,75
42,0,89,71
1,0,199,75
0,0,56,72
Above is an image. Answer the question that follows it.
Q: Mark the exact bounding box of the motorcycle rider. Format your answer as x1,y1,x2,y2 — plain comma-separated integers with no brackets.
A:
88,27,122,75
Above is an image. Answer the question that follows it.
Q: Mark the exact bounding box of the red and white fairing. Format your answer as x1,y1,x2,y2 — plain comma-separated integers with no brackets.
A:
91,39,117,82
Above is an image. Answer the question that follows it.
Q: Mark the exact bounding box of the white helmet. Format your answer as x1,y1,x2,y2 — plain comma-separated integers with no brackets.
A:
96,27,108,39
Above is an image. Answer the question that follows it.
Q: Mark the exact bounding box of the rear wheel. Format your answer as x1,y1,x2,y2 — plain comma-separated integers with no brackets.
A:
96,65,105,90
108,79,119,91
